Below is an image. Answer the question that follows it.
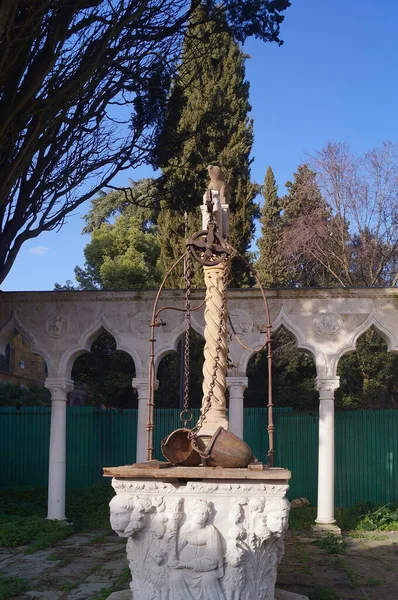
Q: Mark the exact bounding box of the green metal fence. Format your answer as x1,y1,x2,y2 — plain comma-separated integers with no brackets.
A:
0,406,397,507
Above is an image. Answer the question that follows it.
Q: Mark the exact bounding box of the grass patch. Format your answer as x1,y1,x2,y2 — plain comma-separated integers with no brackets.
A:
313,533,346,554
330,556,360,585
289,503,398,532
0,484,114,553
289,507,317,531
66,484,114,531
356,504,398,531
91,567,131,600
0,574,28,600
364,578,383,586
308,586,339,600
0,515,72,551
335,502,398,531
0,487,47,518
90,533,109,545
46,550,74,567
61,580,81,592
349,531,388,540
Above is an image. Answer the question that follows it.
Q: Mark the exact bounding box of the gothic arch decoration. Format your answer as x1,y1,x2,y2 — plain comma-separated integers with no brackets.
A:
190,310,205,338
0,311,52,371
58,312,140,379
332,309,398,376
153,320,205,374
234,307,322,377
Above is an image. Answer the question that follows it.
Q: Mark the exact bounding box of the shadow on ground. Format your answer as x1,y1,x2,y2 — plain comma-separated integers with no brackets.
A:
278,530,398,600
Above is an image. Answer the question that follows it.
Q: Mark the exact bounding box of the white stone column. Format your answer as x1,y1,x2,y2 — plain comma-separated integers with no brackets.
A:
226,376,248,439
45,377,74,520
315,376,340,526
133,377,158,463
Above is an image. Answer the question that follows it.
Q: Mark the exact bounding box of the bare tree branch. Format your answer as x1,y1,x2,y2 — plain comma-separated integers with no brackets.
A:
0,0,291,283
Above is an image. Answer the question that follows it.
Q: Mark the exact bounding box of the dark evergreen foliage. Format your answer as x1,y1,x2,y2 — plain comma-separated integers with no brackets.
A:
256,166,288,287
71,332,137,409
156,5,258,287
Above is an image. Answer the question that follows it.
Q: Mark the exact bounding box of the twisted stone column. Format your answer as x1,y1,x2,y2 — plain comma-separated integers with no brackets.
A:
200,263,228,435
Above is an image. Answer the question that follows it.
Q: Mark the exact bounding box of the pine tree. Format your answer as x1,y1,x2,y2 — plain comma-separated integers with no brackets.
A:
155,5,258,287
256,166,287,287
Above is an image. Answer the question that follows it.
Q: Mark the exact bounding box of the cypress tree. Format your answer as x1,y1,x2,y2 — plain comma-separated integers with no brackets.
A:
280,164,334,287
156,5,258,287
256,166,287,287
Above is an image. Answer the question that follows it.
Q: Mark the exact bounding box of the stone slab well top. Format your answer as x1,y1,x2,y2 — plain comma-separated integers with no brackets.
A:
103,463,291,481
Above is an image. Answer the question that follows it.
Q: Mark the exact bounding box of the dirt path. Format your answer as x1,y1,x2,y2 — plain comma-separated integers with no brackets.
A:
278,530,398,599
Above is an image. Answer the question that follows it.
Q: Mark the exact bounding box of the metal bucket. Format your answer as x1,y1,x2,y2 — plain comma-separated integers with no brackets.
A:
192,426,253,468
161,428,202,466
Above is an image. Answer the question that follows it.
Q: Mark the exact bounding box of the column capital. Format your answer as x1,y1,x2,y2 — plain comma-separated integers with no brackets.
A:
45,378,74,400
226,376,249,391
132,377,158,392
315,376,340,395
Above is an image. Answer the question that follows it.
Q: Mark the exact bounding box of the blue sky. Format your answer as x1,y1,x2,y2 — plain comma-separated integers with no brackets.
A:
2,0,398,291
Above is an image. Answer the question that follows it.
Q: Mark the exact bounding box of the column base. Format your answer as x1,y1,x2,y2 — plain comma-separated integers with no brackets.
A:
198,417,229,437
312,522,341,535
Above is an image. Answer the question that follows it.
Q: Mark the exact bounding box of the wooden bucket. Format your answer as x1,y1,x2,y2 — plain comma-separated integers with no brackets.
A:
161,428,202,466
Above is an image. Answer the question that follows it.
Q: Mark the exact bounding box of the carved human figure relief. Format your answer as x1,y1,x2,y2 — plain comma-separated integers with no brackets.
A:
44,315,68,338
223,500,247,600
169,499,225,600
265,497,290,538
143,499,170,600
247,498,268,542
109,495,134,537
313,309,342,336
124,496,154,599
259,498,290,598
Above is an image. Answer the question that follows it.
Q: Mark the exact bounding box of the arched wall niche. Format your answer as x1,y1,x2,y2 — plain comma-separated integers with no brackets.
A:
59,314,140,380
153,323,205,373
332,310,398,376
236,307,319,376
155,327,205,409
244,324,318,409
335,323,398,410
0,311,51,371
70,329,137,409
